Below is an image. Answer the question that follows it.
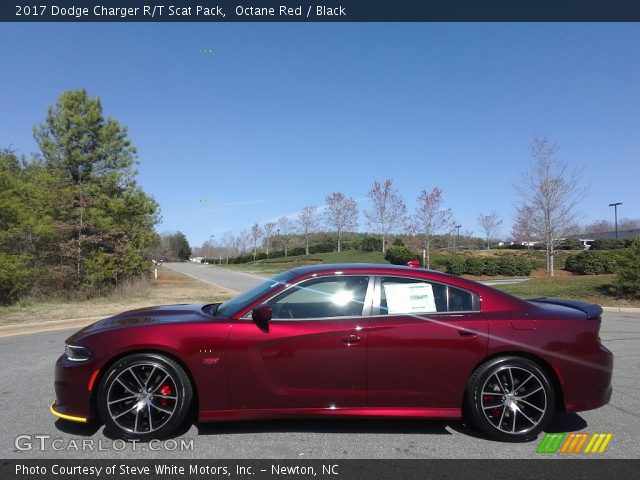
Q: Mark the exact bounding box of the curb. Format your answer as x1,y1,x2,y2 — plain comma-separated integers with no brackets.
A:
602,306,640,314
0,316,105,338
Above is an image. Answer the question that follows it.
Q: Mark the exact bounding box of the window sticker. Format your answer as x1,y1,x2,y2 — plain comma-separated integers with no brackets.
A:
384,282,437,314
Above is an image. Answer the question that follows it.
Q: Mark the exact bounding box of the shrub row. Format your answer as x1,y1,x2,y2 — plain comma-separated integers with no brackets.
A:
590,238,635,250
564,250,623,275
446,255,534,276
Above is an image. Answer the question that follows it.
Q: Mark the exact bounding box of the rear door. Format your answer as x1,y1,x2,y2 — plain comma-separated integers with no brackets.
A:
367,276,488,408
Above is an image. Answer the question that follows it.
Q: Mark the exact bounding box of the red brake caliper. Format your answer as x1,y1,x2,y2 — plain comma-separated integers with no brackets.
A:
483,395,501,418
158,384,173,407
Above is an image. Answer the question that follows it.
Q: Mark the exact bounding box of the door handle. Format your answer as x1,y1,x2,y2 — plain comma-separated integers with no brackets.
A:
340,335,361,345
458,328,477,337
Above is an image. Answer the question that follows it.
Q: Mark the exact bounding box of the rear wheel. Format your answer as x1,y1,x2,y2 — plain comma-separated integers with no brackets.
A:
466,357,555,442
97,353,193,440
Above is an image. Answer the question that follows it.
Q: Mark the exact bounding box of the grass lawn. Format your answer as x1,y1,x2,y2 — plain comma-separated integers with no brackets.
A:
217,250,388,276
0,268,235,327
491,274,639,307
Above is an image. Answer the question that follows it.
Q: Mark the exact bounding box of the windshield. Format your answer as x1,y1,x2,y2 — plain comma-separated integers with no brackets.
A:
215,271,297,317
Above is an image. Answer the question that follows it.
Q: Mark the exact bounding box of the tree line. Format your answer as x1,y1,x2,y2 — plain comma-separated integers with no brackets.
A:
0,90,163,305
200,137,636,278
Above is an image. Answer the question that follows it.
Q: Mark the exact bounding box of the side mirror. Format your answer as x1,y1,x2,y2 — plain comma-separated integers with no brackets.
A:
252,304,272,329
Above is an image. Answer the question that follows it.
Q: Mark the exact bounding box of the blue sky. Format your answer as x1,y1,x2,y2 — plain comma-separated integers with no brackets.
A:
1,23,638,246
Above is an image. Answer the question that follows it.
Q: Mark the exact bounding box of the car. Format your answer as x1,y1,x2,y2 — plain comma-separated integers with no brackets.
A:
51,263,613,442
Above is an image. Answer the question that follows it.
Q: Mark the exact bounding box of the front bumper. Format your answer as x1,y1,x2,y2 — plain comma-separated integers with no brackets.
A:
51,353,97,422
50,402,88,423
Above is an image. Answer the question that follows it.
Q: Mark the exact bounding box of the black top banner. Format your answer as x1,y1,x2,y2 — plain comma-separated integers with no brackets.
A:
3,0,640,22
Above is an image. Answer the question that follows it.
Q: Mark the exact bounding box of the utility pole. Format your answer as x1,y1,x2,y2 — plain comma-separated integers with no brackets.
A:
454,224,462,250
609,203,622,239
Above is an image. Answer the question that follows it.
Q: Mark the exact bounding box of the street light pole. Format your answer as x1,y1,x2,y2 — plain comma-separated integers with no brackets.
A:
609,203,622,239
454,225,462,250
208,235,214,263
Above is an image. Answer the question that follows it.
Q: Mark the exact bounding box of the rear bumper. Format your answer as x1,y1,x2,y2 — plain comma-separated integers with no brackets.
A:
562,345,614,412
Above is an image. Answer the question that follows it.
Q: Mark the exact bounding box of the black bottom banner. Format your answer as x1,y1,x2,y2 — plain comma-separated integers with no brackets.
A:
2,459,639,480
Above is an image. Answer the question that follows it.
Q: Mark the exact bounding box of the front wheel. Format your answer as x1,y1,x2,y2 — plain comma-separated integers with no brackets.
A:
97,353,193,440
466,357,555,442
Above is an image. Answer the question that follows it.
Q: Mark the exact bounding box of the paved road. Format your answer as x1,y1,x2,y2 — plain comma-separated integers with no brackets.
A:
163,263,530,290
165,262,265,293
1,309,638,459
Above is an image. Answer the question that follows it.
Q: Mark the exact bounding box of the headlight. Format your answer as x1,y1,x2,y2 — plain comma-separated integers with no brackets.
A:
65,344,92,362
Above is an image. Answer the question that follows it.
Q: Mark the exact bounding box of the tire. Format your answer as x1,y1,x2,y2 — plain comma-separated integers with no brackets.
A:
97,353,193,440
466,356,555,442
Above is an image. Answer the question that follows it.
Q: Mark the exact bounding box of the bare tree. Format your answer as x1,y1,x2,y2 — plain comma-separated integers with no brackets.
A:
478,211,503,250
516,137,583,276
250,223,263,262
325,192,358,252
297,206,319,255
278,216,295,257
511,204,537,249
222,231,234,263
237,229,250,255
414,187,452,268
619,218,640,230
582,219,612,235
365,179,407,253
263,222,276,258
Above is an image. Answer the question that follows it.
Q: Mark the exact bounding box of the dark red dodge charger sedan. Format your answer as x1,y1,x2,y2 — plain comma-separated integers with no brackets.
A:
51,264,613,442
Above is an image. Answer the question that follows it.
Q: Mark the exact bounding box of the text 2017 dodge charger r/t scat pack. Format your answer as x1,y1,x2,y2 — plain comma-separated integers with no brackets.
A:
51,264,613,442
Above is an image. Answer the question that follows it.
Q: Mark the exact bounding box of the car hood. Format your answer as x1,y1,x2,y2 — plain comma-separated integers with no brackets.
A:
66,304,216,342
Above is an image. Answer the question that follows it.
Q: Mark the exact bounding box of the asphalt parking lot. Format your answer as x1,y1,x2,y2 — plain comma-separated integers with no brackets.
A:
1,309,638,460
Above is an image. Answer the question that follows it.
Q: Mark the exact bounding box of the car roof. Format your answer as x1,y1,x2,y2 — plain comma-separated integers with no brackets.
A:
284,263,464,282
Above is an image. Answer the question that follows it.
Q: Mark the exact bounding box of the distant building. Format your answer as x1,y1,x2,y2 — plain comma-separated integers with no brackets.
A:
572,229,640,241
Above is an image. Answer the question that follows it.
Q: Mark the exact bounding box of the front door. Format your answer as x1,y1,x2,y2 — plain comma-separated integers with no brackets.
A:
226,275,373,410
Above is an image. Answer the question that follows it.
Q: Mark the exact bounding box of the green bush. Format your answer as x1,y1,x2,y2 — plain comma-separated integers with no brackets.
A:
446,256,466,276
483,258,500,276
446,255,533,276
512,256,535,276
591,239,632,250
384,246,419,265
361,235,383,252
558,238,584,250
616,239,640,298
0,252,36,305
465,257,486,276
565,250,619,275
497,256,519,276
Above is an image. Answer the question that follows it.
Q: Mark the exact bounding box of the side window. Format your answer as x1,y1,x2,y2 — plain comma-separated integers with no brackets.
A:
380,277,478,314
448,285,474,311
268,276,369,319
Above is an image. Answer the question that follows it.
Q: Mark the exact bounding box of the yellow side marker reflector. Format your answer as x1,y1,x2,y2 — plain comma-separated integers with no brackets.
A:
49,402,87,423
